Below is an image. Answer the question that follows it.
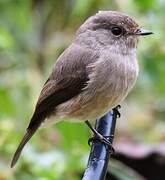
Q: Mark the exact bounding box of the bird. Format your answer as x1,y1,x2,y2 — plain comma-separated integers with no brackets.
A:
11,11,153,167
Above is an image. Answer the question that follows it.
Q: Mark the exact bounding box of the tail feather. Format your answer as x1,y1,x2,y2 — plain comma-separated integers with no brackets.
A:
11,128,37,168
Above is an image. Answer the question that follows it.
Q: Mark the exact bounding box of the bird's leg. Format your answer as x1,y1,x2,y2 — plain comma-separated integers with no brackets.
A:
85,120,115,154
85,105,121,153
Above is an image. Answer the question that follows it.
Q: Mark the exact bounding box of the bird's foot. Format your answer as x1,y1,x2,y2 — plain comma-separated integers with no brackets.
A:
88,135,115,154
113,105,121,118
85,120,115,154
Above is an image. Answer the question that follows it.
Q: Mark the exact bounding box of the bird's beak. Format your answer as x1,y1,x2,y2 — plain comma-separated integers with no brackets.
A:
134,28,153,36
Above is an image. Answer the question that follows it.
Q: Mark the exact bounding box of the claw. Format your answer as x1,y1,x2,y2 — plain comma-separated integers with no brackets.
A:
113,105,121,118
116,105,121,109
108,144,115,154
88,137,95,146
87,135,115,154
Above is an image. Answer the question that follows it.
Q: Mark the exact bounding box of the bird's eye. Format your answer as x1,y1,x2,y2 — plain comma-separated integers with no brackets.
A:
111,26,123,36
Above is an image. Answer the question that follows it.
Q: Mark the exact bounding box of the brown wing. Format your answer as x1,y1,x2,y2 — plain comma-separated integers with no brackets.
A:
11,44,99,167
28,70,88,129
28,44,98,129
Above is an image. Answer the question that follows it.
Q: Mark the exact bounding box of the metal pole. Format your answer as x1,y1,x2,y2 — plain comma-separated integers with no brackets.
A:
82,109,118,180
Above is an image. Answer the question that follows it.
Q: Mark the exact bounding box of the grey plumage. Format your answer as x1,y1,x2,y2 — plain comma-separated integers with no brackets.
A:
11,11,152,167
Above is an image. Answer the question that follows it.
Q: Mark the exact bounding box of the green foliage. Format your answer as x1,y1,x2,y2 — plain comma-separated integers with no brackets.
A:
0,0,164,179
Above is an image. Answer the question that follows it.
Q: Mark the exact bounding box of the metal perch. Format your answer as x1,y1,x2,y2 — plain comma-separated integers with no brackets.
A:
82,107,120,180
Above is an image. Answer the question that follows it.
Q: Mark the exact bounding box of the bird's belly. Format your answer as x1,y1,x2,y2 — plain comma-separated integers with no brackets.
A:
54,81,130,122
70,89,127,120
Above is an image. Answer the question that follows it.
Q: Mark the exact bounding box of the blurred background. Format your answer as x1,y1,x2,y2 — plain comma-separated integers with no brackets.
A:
0,0,165,179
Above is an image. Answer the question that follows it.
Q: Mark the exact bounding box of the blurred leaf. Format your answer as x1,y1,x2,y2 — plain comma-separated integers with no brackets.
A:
0,27,15,49
135,0,156,11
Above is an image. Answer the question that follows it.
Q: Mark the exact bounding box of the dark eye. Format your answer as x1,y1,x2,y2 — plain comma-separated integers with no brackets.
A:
111,26,123,36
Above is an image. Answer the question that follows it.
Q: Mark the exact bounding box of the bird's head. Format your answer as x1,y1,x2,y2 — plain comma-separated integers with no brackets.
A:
76,11,153,54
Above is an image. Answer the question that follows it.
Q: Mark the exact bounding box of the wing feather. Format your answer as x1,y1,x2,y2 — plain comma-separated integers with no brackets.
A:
27,44,98,129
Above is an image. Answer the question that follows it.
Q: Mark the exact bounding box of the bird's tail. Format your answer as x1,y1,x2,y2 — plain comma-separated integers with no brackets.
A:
11,127,38,168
